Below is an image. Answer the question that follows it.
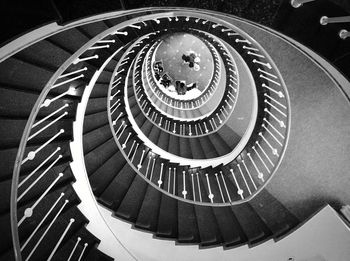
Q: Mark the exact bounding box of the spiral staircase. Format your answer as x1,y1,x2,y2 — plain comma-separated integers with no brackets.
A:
1,1,350,260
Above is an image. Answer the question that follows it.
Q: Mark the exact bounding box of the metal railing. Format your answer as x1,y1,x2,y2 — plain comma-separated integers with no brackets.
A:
108,13,291,206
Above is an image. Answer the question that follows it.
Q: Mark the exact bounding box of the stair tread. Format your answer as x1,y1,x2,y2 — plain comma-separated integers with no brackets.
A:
115,175,148,222
99,163,136,210
135,184,162,231
177,200,200,243
194,205,222,247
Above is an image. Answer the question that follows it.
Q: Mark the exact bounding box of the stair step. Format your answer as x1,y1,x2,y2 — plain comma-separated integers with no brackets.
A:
85,97,108,115
198,136,219,158
14,40,71,71
0,58,54,92
157,130,170,151
21,205,88,260
249,189,299,238
84,138,118,174
178,137,192,158
90,150,126,197
49,28,90,54
53,226,99,261
168,134,180,155
83,111,109,134
83,124,112,154
85,247,114,261
211,206,246,248
135,184,162,231
177,201,200,243
207,132,232,155
156,194,178,238
99,163,136,210
194,205,222,247
115,175,148,222
188,137,206,159
230,203,272,246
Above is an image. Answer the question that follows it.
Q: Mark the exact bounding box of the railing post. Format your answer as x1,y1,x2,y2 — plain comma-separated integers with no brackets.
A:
320,16,350,25
339,29,350,40
291,0,317,8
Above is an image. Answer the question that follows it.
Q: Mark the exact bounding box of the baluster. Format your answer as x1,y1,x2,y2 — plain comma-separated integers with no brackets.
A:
339,29,350,39
320,15,350,25
230,169,244,199
242,160,257,190
237,164,252,195
291,0,317,8
157,163,164,187
259,133,279,156
73,55,99,65
58,68,87,79
47,218,75,261
263,118,285,139
256,141,274,166
22,130,64,164
145,155,152,179
137,150,145,170
247,153,265,182
28,112,68,140
196,173,202,202
264,93,286,110
216,113,223,124
117,122,127,140
260,74,281,86
25,199,69,260
41,89,74,108
243,45,259,51
97,39,115,44
173,168,176,195
110,90,121,100
215,173,225,203
52,74,84,89
252,145,271,173
21,193,65,251
131,143,139,163
252,59,272,69
235,39,251,44
150,158,156,181
182,171,187,199
168,168,172,193
203,122,209,133
19,147,60,187
197,123,204,134
205,174,214,203
77,243,88,261
18,155,62,201
112,112,123,126
88,44,110,50
264,108,286,128
191,174,196,201
262,124,283,146
19,173,64,226
129,24,141,29
112,31,128,35
220,171,232,202
67,237,81,261
127,140,136,158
